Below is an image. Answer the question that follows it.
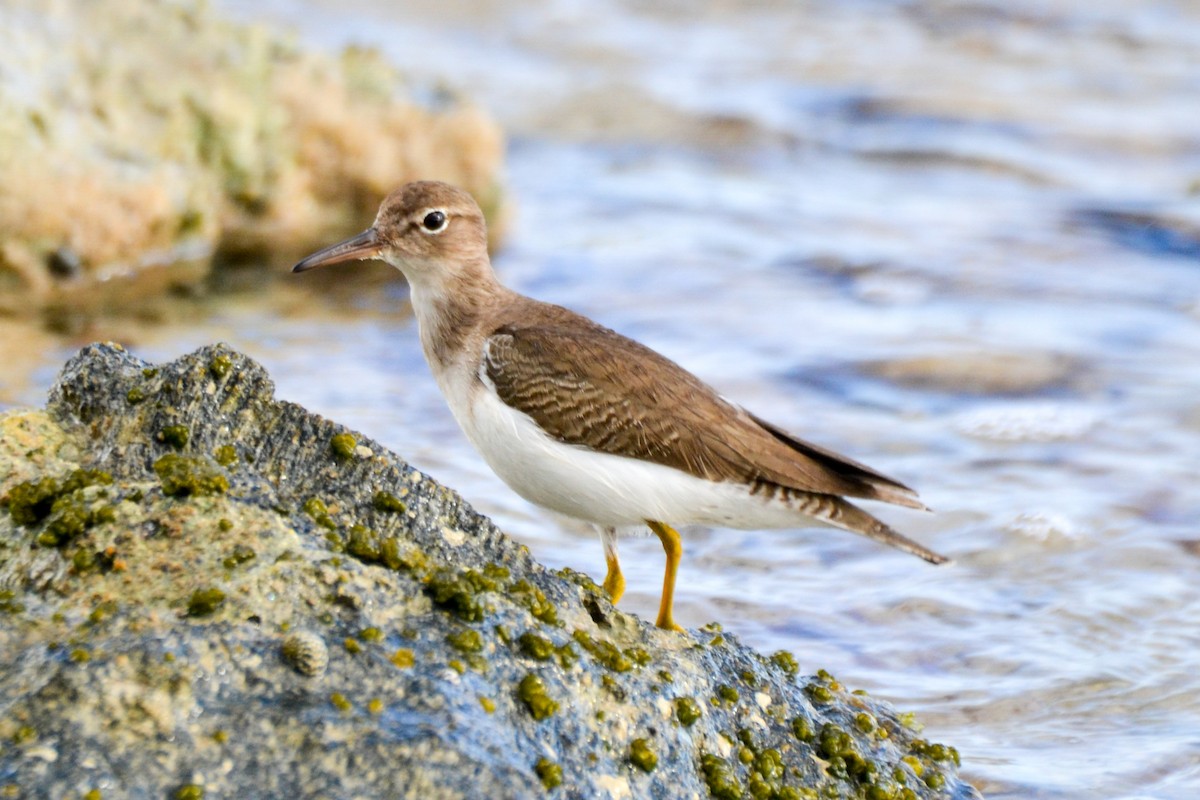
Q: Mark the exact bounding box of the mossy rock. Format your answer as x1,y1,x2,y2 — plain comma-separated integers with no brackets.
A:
0,343,980,799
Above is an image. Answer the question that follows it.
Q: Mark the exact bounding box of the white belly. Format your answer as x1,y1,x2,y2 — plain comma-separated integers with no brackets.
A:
450,375,818,530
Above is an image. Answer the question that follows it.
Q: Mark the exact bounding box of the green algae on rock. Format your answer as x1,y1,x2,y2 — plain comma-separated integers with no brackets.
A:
675,696,703,727
174,784,205,800
156,424,190,450
534,757,563,789
517,673,560,721
213,445,239,468
0,343,981,799
222,543,255,569
1,467,118,549
330,433,358,462
518,631,556,661
371,490,407,514
447,628,485,654
629,738,658,772
154,453,229,497
186,587,227,617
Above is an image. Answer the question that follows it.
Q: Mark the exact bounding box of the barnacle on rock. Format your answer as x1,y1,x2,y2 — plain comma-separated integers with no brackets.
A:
282,631,329,677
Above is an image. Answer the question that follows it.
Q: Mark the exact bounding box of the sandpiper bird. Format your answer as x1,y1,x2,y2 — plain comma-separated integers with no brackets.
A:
293,181,947,631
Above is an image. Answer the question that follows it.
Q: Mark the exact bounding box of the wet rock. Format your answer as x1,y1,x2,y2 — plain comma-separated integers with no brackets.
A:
0,343,981,799
0,0,507,314
864,350,1086,396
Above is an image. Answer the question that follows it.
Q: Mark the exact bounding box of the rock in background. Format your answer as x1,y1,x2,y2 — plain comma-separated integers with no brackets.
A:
0,344,980,799
0,0,507,314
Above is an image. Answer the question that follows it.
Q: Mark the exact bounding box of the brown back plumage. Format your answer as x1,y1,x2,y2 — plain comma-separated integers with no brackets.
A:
482,307,923,510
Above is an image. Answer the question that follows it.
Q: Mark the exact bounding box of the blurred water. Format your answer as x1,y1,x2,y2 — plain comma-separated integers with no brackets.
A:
12,1,1200,796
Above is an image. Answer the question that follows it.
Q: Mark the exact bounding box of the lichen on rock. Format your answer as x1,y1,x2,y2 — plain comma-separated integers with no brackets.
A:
0,343,981,799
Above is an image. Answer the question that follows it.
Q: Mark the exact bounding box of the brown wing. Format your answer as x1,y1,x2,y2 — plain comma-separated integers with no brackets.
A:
745,413,925,509
481,319,922,508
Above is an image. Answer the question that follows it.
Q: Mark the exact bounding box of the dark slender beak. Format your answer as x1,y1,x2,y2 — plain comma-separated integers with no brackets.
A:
292,228,383,273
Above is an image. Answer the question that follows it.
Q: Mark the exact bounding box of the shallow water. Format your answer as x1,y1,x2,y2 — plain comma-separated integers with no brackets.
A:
9,1,1200,796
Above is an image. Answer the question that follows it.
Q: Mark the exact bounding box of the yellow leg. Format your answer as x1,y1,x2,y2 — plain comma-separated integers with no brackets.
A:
602,550,626,605
647,520,684,632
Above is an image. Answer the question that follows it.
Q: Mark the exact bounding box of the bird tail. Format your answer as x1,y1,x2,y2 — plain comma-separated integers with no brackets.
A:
815,495,949,565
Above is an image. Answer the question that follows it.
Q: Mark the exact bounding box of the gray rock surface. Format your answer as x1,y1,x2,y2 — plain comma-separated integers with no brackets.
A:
0,343,981,800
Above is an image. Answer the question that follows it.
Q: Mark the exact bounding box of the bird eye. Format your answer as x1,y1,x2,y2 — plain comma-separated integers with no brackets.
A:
421,211,447,232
